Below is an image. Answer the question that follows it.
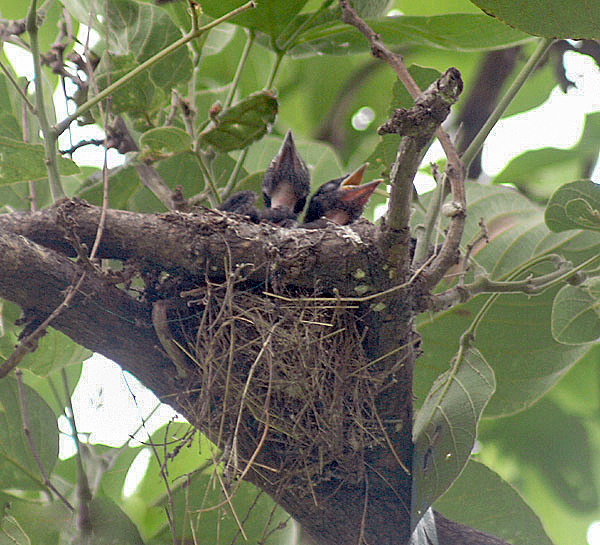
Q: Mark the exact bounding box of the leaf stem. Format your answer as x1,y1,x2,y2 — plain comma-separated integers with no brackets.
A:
461,37,554,170
27,0,65,200
225,29,255,109
265,51,284,90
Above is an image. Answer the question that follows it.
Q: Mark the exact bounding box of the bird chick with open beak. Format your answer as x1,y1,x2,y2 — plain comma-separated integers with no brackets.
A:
303,164,382,226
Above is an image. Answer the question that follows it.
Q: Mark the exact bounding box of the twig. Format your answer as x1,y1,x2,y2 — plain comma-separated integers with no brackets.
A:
459,218,489,285
61,368,93,541
429,252,600,313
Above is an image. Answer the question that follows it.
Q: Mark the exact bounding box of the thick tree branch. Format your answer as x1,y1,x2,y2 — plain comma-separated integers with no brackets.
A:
0,231,177,397
0,199,381,294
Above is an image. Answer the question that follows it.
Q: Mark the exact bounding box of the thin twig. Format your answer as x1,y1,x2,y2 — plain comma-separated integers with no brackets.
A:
62,368,93,541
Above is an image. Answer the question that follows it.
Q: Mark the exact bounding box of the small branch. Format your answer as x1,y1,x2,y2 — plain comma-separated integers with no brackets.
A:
339,0,465,284
62,369,93,542
55,1,257,136
428,253,600,313
458,218,489,285
461,37,554,171
59,138,104,155
135,163,180,210
413,164,443,264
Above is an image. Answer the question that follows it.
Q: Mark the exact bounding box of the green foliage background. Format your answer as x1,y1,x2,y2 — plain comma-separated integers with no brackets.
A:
0,0,598,544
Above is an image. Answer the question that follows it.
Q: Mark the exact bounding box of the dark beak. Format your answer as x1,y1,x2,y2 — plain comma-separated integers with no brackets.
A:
263,130,310,214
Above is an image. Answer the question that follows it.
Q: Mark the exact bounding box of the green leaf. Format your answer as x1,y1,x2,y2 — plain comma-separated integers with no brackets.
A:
88,496,145,545
479,397,599,513
201,0,309,40
18,329,91,377
551,280,600,345
0,511,31,545
198,91,278,152
95,54,159,116
412,347,495,526
545,180,600,233
495,112,600,202
63,0,192,118
0,137,79,184
139,127,193,160
415,183,598,416
0,496,70,545
435,460,555,545
290,14,533,57
0,378,58,490
469,0,600,39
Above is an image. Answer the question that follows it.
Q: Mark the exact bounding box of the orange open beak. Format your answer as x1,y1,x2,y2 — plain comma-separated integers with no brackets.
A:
339,179,383,207
340,163,369,188
338,164,382,208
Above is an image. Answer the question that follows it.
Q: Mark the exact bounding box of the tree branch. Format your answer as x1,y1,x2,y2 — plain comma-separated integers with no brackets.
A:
338,0,466,289
0,199,382,294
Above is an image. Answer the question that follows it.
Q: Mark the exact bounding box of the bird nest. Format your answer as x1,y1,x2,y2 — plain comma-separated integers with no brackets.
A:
175,276,390,493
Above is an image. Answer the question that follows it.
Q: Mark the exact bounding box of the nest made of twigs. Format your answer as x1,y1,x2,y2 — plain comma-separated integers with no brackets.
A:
175,275,390,493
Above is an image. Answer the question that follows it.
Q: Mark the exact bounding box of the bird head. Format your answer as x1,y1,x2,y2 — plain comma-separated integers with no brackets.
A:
304,163,382,225
262,131,310,216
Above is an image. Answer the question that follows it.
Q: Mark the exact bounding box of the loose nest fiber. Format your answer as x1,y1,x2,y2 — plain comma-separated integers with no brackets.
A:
175,275,392,494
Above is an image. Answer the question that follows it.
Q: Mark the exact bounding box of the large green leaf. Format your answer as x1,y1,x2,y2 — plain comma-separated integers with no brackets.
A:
290,14,533,57
495,112,600,202
545,180,600,233
63,0,192,118
0,378,58,490
412,347,495,527
479,397,599,514
0,495,71,545
551,280,600,345
201,0,309,40
139,127,193,160
435,460,555,545
469,0,600,39
18,329,91,377
87,496,145,545
415,183,598,416
198,91,278,152
0,137,79,184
